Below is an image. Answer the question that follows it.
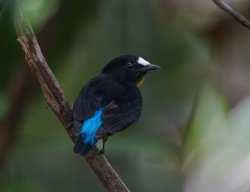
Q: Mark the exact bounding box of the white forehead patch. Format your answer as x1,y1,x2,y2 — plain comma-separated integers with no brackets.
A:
137,57,150,66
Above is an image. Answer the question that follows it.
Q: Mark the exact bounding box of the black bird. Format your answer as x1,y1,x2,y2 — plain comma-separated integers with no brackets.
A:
73,55,160,156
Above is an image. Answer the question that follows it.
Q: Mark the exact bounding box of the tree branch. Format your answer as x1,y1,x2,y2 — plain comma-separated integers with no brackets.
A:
212,0,250,30
14,8,130,192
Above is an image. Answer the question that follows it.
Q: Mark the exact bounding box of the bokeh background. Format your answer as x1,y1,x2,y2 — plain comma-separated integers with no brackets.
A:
1,0,250,191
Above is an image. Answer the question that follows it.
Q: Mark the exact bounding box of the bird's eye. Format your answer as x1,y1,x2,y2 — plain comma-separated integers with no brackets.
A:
126,62,133,69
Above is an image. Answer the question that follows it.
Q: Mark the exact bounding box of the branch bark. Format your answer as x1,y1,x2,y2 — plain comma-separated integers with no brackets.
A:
14,8,130,192
212,0,250,29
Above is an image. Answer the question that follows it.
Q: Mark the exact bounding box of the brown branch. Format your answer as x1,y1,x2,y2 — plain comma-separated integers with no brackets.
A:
14,8,130,192
212,0,250,29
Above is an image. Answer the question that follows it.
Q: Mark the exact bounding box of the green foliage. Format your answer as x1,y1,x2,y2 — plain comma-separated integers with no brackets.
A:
182,85,250,191
0,92,8,118
0,6,21,90
21,0,59,30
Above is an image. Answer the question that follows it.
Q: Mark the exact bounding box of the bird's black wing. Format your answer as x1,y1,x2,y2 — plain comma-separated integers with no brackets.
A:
72,76,104,135
96,88,142,138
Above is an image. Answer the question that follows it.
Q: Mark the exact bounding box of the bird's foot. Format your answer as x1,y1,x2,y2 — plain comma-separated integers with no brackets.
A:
86,147,104,158
97,148,104,155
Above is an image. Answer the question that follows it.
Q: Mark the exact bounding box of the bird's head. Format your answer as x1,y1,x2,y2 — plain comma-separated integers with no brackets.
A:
102,55,160,86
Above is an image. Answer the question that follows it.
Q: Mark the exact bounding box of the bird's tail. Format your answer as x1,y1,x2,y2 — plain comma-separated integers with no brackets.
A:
73,138,92,156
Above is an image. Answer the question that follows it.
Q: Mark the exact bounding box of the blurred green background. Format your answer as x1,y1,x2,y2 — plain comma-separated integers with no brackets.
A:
1,0,250,191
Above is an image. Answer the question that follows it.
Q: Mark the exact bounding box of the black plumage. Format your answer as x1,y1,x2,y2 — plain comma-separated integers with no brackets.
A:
73,55,160,156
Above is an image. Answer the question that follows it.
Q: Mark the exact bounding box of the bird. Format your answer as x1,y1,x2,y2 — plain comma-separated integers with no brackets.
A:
73,55,160,156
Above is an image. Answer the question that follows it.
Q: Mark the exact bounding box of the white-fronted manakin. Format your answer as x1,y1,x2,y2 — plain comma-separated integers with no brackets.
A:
73,55,160,156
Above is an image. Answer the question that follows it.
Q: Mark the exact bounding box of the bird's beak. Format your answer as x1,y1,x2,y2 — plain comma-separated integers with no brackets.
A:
142,64,161,72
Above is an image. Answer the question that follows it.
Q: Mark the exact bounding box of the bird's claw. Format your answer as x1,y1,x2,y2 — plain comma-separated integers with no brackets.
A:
97,149,104,155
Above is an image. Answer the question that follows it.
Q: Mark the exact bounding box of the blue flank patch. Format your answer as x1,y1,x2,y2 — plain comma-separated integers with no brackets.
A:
81,108,104,145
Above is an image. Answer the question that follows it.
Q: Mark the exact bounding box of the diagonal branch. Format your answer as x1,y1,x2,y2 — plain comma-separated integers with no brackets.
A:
14,8,130,192
212,0,250,30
